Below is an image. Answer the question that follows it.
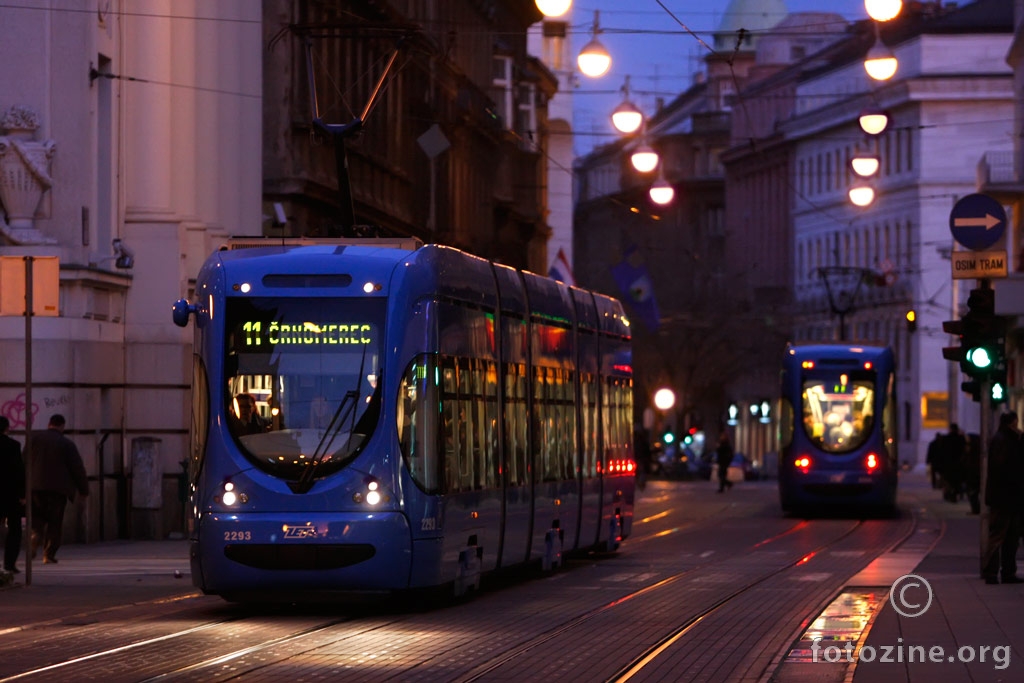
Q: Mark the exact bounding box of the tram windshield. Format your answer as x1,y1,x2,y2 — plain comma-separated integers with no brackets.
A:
224,297,384,479
800,372,875,453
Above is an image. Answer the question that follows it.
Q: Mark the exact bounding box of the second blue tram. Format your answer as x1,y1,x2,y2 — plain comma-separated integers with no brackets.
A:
777,343,898,515
172,240,635,601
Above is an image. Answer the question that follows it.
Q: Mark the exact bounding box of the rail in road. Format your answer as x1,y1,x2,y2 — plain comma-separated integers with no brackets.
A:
0,481,926,683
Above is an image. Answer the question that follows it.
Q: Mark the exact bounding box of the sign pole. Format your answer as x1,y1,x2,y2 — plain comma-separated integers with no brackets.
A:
23,257,34,586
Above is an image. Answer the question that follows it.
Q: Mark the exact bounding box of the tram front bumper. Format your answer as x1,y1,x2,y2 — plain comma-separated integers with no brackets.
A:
192,511,412,594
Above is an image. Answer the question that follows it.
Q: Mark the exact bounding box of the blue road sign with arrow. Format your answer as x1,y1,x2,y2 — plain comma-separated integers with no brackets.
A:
949,193,1006,251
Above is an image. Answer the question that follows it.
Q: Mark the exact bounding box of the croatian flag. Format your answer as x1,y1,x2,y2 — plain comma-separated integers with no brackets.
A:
549,248,576,287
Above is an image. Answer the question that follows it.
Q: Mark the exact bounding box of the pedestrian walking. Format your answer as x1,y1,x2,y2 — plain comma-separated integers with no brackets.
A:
29,414,89,564
982,412,1022,585
715,431,734,493
926,432,944,489
941,423,967,503
964,433,981,515
634,427,652,491
0,416,26,573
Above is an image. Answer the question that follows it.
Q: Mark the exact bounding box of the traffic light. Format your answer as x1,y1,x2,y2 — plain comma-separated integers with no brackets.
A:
662,430,675,445
961,379,981,402
905,309,916,333
942,286,1006,380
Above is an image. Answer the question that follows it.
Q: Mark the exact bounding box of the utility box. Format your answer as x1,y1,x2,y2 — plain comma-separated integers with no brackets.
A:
0,255,59,316
131,436,163,539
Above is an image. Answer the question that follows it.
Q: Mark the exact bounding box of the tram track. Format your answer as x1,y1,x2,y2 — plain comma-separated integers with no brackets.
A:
0,489,919,683
0,504,815,683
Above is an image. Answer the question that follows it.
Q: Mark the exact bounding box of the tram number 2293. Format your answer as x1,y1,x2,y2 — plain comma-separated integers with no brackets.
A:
224,530,253,541
421,517,437,532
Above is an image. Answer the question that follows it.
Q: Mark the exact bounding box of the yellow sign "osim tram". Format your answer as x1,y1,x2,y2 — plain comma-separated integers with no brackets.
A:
951,250,1007,280
242,321,372,346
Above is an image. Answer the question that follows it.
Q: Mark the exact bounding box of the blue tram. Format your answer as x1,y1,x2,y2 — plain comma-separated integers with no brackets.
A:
172,239,635,601
777,343,898,515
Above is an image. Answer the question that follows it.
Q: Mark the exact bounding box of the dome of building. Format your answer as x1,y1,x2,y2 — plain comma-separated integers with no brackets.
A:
755,12,848,65
713,0,789,52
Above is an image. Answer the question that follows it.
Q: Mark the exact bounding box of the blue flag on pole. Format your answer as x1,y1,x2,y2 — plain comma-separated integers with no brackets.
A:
611,245,660,332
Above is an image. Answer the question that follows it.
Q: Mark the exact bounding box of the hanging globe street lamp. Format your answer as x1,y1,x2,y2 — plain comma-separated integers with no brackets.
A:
577,11,611,78
850,153,880,177
649,165,674,205
858,108,889,135
611,76,643,134
848,184,876,207
864,38,898,81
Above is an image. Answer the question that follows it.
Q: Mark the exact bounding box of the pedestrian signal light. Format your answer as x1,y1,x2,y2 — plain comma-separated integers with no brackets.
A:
992,381,1005,403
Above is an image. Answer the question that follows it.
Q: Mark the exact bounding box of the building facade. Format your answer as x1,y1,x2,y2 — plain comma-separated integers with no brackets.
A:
0,0,553,541
0,1,263,541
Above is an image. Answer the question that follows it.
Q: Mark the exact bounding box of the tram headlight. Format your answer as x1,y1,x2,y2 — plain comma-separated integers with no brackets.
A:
219,480,248,507
353,479,389,506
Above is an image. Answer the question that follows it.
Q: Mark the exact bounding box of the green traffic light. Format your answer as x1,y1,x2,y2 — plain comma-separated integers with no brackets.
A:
966,347,993,369
992,382,1005,402
663,432,675,444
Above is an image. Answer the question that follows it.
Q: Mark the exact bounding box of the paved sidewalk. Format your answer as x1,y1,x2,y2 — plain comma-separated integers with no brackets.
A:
0,539,199,633
850,479,1024,682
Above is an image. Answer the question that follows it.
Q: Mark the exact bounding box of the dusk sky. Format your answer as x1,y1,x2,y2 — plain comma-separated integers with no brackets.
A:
571,0,871,155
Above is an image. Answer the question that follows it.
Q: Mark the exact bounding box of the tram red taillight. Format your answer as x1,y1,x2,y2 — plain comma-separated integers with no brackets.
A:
606,458,636,474
865,453,879,472
794,456,811,472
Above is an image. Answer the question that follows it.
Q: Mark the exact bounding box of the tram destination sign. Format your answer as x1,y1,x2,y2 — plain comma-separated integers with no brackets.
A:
951,250,1007,280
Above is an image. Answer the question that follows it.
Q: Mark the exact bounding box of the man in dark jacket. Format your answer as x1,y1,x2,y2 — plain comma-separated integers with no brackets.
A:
716,431,734,493
0,416,25,573
983,412,1021,584
29,414,89,564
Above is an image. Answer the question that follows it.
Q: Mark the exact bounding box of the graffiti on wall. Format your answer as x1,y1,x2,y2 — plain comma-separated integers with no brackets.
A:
1,391,72,429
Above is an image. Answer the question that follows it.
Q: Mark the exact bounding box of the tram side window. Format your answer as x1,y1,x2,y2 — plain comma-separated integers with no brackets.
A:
603,377,632,467
580,373,598,478
397,356,440,494
504,363,528,487
441,356,499,492
532,366,576,482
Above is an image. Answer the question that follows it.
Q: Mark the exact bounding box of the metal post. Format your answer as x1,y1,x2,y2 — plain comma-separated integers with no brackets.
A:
979,378,990,577
23,257,34,586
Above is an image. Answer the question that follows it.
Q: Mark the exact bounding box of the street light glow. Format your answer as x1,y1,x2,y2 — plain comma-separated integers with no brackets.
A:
865,0,902,21
631,144,658,173
535,0,572,17
851,153,880,177
653,388,676,410
858,109,889,135
848,185,876,207
649,176,674,205
612,101,643,134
